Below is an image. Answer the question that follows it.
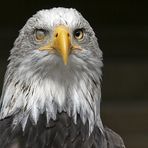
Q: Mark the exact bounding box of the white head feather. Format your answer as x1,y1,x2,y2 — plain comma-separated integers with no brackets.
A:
0,7,103,134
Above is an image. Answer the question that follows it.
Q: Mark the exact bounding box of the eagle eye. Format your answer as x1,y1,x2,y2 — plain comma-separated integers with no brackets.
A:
74,29,84,40
35,29,46,41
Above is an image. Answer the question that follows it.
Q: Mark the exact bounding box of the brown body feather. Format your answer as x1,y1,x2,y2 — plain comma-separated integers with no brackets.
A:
0,112,125,148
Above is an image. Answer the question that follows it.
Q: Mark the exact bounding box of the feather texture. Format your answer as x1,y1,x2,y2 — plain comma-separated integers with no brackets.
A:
0,7,103,134
0,112,125,148
0,7,125,148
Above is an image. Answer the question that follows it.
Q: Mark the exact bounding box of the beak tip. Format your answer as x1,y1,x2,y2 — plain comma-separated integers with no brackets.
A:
63,60,68,66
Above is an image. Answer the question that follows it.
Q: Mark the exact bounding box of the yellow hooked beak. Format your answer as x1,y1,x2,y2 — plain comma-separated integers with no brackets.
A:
39,25,71,65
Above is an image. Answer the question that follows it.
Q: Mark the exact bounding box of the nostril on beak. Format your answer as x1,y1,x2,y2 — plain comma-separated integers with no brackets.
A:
67,33,70,37
55,33,58,38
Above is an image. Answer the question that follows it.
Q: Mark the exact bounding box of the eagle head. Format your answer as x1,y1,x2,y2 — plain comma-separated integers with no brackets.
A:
0,7,103,134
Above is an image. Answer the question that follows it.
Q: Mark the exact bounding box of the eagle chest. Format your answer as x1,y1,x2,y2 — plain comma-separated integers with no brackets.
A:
2,112,103,148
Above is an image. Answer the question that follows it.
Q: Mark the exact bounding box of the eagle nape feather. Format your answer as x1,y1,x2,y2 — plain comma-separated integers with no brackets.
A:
0,7,125,148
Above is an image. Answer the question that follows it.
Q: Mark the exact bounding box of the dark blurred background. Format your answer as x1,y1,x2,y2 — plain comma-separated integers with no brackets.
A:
0,0,148,147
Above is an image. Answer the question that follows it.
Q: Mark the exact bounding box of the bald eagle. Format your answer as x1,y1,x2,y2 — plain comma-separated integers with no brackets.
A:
0,7,125,148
